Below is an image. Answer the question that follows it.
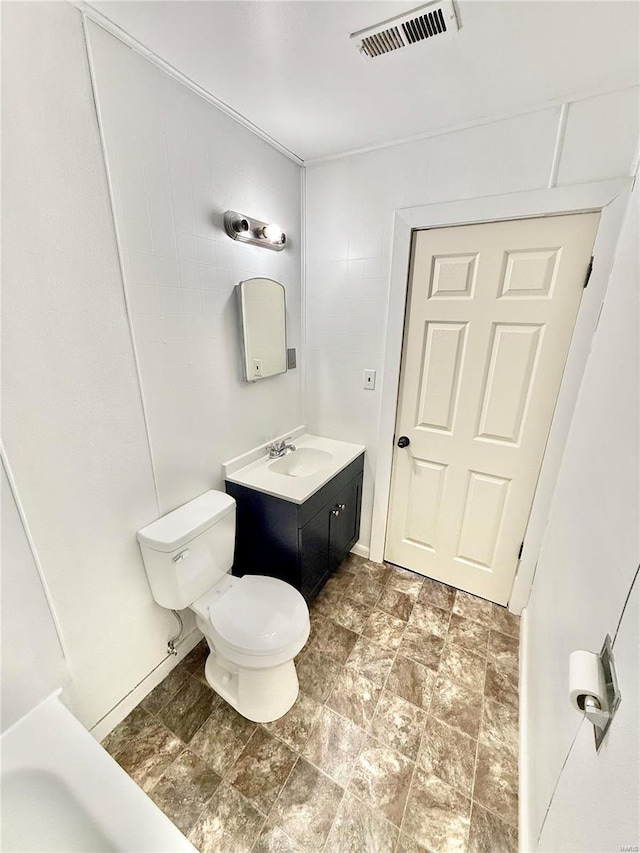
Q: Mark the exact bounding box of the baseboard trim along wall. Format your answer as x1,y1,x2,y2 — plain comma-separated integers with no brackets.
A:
519,606,533,853
91,544,369,743
351,542,371,560
89,628,203,743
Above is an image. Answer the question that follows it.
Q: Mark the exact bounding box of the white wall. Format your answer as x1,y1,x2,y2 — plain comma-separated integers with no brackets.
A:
2,11,637,801
536,580,639,852
523,183,639,851
305,92,639,850
85,21,302,517
304,89,639,553
1,458,68,731
1,2,301,732
1,1,164,731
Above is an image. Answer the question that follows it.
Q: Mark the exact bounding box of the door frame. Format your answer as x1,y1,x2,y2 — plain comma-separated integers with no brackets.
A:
369,179,633,613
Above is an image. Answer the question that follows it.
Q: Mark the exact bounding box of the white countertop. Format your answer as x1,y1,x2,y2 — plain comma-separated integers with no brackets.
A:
223,429,365,504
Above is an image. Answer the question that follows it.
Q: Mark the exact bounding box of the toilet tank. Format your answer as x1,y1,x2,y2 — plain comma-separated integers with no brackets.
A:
137,491,236,610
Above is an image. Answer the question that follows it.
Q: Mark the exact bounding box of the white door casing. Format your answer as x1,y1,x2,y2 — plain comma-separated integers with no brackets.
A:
384,213,600,604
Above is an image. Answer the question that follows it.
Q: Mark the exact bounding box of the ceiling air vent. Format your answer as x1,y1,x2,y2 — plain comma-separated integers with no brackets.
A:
351,1,460,60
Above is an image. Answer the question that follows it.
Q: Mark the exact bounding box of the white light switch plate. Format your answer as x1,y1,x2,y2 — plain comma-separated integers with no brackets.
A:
363,369,376,390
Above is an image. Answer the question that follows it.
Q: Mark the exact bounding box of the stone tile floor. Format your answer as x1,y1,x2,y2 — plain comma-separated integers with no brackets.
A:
103,556,519,853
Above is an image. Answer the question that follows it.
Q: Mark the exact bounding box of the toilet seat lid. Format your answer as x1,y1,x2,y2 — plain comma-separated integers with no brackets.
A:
208,575,309,655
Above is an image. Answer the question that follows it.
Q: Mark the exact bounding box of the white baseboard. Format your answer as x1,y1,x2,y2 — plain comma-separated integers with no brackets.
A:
91,543,369,741
89,629,203,743
351,542,370,560
519,606,534,853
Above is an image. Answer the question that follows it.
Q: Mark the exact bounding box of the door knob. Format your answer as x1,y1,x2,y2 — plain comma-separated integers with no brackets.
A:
397,436,410,448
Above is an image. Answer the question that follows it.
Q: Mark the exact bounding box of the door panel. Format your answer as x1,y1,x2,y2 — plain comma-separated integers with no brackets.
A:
385,213,600,604
500,247,561,298
405,460,446,550
416,322,467,433
429,253,478,298
456,470,510,569
476,323,543,445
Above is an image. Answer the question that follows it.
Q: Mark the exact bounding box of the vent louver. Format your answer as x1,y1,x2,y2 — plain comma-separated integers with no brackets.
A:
351,1,459,60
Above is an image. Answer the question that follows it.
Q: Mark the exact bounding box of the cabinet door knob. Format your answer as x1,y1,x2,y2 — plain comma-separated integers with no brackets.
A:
332,509,341,516
338,503,346,510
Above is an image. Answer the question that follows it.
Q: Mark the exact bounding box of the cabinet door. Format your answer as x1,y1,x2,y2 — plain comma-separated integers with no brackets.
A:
329,476,362,570
299,506,331,601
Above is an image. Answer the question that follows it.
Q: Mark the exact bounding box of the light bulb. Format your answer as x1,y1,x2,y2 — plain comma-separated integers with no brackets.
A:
233,217,249,233
262,223,285,244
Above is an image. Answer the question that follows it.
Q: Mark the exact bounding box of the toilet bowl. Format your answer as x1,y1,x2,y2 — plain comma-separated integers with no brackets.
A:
192,573,309,722
137,490,310,723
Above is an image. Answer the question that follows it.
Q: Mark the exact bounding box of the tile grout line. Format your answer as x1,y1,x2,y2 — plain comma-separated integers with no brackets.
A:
248,637,366,849
464,618,490,853
254,752,302,850
466,609,496,844
471,616,520,836
395,589,453,850
321,563,430,850
309,561,420,850
319,563,405,852
351,565,442,850
472,798,520,833
187,749,265,844
110,561,520,850
255,556,372,851
114,664,223,843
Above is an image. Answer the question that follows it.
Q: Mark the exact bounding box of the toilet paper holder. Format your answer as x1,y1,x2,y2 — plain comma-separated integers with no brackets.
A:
573,634,621,751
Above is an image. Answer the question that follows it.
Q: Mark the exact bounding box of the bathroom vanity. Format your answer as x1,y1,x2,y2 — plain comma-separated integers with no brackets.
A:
224,432,364,602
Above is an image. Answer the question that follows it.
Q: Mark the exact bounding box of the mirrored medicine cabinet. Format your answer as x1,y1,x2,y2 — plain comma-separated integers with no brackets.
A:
236,278,287,381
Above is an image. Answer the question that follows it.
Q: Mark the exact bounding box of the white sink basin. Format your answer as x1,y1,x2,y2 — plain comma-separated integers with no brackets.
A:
269,448,333,478
223,428,365,505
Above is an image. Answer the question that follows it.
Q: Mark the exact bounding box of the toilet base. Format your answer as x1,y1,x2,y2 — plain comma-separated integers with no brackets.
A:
202,643,299,723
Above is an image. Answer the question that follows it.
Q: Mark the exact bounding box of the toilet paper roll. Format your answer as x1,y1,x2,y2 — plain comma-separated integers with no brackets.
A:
569,649,606,711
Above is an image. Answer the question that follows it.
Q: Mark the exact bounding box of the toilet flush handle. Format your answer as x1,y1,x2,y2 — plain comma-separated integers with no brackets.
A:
172,549,191,563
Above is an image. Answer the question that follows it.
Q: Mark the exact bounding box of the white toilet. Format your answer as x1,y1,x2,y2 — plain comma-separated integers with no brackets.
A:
137,490,310,723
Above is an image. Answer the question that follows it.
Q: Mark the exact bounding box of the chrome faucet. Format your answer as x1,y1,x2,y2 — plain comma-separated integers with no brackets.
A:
267,437,297,458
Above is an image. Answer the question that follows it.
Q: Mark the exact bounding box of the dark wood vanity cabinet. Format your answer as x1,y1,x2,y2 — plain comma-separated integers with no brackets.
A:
225,453,364,603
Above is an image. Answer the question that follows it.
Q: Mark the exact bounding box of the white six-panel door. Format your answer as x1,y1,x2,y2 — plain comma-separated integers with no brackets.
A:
384,213,600,604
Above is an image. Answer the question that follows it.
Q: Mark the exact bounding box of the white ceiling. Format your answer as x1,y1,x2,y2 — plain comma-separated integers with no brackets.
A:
89,0,640,161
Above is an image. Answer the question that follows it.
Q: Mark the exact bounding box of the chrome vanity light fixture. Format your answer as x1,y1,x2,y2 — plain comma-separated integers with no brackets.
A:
223,210,286,251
